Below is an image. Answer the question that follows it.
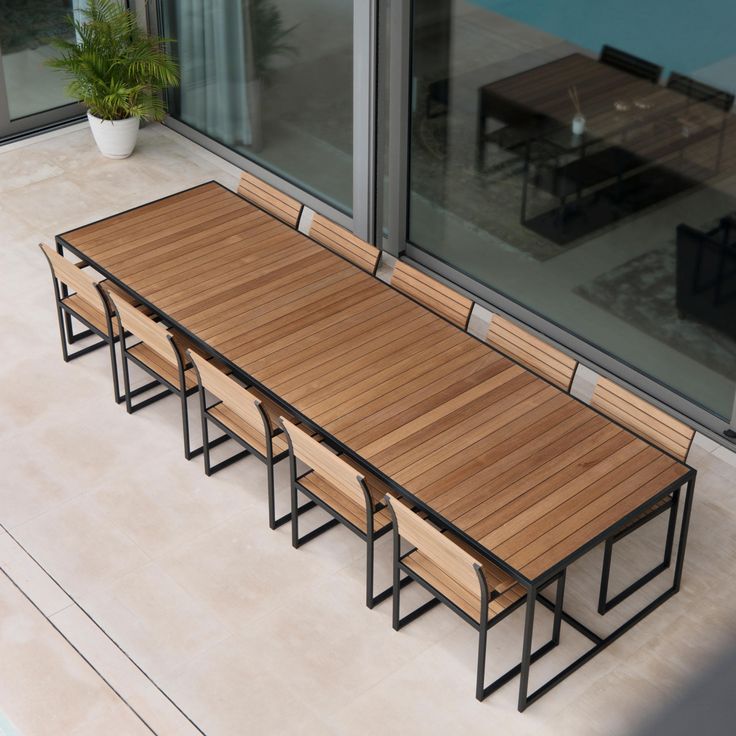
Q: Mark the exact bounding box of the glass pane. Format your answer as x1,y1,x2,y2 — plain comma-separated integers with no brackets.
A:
161,0,353,213
409,0,736,420
1,0,78,120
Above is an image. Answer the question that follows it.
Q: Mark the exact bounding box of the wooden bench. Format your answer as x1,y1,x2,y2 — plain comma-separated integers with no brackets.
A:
188,352,318,529
39,242,146,404
237,171,303,227
487,314,578,392
385,496,563,701
591,377,695,614
308,213,381,274
281,417,395,608
105,290,211,460
391,261,473,329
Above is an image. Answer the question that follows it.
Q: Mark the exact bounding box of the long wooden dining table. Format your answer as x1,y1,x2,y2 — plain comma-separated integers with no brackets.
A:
56,181,696,710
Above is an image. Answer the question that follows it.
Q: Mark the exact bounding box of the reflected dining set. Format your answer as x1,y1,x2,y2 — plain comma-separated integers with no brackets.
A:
40,169,697,711
478,44,735,243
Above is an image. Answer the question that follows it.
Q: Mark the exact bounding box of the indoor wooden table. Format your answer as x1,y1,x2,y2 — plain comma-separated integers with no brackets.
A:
57,181,696,710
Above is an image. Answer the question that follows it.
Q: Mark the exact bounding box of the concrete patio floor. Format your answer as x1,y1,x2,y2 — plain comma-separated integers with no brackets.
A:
1,122,735,736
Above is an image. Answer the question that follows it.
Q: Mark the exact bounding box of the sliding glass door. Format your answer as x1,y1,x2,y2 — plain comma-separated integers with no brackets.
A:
0,0,84,139
398,0,736,438
158,0,355,216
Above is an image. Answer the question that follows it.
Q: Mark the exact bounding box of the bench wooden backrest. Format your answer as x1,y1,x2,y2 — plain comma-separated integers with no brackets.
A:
591,377,694,461
39,243,104,312
600,45,662,83
487,315,578,392
106,291,179,366
237,171,303,227
309,214,381,274
387,496,481,595
281,417,366,507
391,261,473,329
189,352,266,432
667,72,734,112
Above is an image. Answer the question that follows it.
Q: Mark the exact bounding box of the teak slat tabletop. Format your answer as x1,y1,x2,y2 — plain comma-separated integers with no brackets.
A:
58,181,691,586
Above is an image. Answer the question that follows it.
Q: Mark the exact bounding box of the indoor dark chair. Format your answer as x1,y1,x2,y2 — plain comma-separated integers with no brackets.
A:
591,377,695,614
39,242,148,404
599,45,663,83
385,496,566,702
281,417,395,609
667,72,735,112
188,351,315,529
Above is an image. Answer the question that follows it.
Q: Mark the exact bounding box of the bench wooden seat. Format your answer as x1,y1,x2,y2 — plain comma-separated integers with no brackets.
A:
207,402,289,458
487,314,578,392
308,214,381,274
386,496,563,701
237,171,303,227
298,466,392,534
282,417,396,608
402,549,525,621
127,342,198,391
591,377,694,614
391,261,473,329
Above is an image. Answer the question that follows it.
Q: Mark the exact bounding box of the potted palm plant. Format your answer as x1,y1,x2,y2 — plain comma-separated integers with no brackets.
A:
47,0,179,159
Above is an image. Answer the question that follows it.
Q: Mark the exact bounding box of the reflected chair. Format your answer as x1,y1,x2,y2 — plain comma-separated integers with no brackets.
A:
237,171,304,227
39,242,148,404
599,45,662,83
591,377,695,614
307,213,382,275
105,290,211,460
667,72,735,112
486,314,578,392
280,417,395,608
385,496,566,701
188,351,316,529
391,261,474,329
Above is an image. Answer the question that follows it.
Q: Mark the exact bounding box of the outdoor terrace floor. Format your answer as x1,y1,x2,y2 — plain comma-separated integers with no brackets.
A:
1,121,735,736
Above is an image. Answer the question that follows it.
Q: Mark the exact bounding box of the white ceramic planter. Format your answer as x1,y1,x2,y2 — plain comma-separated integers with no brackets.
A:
87,112,140,159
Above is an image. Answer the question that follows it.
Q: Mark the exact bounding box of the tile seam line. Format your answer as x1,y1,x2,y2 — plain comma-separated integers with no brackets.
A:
0,565,157,736
0,522,207,736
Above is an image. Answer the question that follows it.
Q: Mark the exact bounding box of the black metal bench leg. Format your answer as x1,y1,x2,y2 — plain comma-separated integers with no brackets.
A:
476,620,489,701
598,495,679,615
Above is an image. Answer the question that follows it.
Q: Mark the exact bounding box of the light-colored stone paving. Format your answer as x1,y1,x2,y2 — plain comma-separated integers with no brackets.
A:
1,122,735,736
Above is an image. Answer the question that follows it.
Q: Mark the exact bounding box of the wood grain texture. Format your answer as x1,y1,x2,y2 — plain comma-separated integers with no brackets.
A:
309,213,381,274
61,182,690,582
487,314,577,391
237,171,302,227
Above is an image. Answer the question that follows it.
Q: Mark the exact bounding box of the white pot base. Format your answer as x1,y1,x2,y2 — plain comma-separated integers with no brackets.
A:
87,113,140,159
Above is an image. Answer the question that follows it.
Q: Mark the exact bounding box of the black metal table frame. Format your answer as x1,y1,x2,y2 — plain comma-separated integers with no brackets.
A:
55,182,697,711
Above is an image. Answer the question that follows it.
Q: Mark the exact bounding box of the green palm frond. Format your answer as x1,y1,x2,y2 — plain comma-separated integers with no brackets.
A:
46,0,179,121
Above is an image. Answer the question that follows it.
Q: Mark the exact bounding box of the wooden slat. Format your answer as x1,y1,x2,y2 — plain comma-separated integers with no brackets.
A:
40,243,105,312
487,315,577,391
309,214,381,274
281,418,366,508
237,171,302,227
189,352,269,437
105,290,178,367
591,377,694,461
391,261,473,329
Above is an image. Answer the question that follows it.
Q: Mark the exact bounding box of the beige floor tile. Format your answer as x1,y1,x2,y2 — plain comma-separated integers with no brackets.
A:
165,634,330,736
78,562,232,683
0,573,150,736
10,493,152,601
51,604,204,736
